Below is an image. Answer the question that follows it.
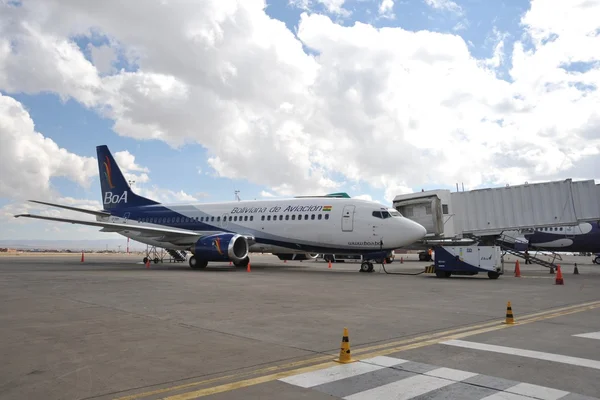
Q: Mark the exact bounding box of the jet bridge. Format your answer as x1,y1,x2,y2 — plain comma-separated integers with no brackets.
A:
393,179,600,239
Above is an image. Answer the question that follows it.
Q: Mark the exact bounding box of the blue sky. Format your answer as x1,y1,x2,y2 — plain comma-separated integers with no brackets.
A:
6,0,530,205
1,0,599,241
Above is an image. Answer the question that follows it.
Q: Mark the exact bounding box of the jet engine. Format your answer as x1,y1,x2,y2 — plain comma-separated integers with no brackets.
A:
273,253,319,261
191,233,249,263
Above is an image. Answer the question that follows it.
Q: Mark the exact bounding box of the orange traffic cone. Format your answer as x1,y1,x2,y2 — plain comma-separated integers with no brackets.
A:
400,257,404,264
555,265,564,285
247,262,251,272
145,259,150,268
328,260,332,269
81,251,85,262
514,260,521,277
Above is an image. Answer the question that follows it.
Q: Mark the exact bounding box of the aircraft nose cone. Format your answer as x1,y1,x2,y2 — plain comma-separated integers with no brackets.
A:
407,220,427,242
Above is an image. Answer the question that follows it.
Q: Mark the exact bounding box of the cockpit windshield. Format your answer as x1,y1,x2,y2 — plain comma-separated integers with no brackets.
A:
372,209,403,219
388,209,402,217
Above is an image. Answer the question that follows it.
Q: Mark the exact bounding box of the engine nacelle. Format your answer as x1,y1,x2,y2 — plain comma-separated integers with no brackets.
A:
192,233,249,263
274,253,319,261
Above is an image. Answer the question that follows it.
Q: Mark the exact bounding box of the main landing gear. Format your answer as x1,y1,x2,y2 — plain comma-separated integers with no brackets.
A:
188,256,250,270
188,256,208,270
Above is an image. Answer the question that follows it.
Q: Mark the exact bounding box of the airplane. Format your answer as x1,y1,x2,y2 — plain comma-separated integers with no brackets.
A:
498,222,600,263
524,222,600,262
14,145,427,272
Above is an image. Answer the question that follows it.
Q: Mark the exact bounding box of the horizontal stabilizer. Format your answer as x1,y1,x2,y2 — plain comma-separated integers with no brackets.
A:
28,200,111,217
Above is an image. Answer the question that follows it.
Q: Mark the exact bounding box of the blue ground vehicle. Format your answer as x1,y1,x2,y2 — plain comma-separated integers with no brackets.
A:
434,245,504,279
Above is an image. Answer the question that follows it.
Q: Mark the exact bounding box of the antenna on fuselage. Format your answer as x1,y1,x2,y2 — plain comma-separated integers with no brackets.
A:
234,190,241,202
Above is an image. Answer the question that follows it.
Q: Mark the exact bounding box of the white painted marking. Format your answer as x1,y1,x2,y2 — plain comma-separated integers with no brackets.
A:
573,331,600,340
278,358,407,388
361,355,409,368
505,382,570,399
479,392,535,400
442,339,600,370
425,366,478,381
343,374,453,400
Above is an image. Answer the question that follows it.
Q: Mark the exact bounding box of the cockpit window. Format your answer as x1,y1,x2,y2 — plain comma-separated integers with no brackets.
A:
373,210,403,218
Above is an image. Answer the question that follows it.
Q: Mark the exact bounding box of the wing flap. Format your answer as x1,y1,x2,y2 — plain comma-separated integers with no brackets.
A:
27,200,111,217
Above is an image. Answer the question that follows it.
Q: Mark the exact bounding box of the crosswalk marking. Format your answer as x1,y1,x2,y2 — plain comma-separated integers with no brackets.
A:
343,374,455,400
441,339,600,370
573,331,600,340
504,382,570,400
276,355,599,400
278,356,407,388
479,393,535,399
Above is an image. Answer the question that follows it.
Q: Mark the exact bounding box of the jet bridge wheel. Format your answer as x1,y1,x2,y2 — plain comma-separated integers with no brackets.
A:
360,261,374,273
189,256,208,270
487,271,500,279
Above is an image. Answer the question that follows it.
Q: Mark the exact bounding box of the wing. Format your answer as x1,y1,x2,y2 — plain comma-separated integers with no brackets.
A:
26,200,111,217
14,214,257,247
14,213,203,245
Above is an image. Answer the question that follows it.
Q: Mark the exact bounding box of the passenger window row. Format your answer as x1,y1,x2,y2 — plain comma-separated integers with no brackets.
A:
261,214,330,221
137,213,330,224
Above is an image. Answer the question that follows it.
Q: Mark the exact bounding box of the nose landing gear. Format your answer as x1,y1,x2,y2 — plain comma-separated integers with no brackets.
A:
360,261,374,273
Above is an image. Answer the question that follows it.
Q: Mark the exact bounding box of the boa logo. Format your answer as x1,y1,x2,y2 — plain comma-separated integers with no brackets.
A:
104,191,128,204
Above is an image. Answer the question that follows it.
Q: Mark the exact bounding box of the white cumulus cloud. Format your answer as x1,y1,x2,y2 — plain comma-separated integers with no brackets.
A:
0,0,598,206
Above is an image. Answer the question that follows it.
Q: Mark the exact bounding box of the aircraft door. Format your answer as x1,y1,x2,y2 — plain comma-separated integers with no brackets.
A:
221,213,229,229
341,205,355,232
565,225,574,238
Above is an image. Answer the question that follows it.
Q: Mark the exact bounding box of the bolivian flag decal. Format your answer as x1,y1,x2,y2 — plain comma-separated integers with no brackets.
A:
323,205,332,212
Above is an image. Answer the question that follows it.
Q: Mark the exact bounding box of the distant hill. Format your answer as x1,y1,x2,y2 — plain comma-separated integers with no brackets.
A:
0,239,148,251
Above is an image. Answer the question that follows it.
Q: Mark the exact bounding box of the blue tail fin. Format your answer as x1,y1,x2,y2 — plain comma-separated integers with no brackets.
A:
96,145,159,210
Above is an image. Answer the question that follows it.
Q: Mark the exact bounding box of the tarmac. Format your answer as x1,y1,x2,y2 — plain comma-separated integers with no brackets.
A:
0,252,599,400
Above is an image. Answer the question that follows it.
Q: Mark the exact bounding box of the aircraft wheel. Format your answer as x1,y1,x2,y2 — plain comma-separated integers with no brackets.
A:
360,261,371,273
234,257,250,267
189,256,207,270
153,257,160,264
143,257,148,264
367,263,374,272
594,256,600,264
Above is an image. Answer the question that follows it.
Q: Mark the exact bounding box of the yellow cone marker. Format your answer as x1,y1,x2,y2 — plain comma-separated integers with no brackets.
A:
503,301,516,325
334,327,357,363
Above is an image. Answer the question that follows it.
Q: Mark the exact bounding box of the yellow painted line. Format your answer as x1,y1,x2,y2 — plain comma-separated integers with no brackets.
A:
157,301,600,400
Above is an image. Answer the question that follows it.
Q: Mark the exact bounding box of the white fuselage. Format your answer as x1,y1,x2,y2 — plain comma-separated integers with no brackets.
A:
101,197,427,254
